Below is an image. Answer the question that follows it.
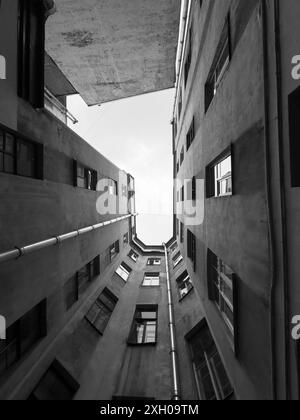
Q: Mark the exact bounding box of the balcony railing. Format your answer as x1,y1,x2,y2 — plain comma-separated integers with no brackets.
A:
44,87,78,125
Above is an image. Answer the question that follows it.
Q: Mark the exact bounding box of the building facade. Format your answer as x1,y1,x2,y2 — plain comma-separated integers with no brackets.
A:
1,0,300,401
173,0,300,400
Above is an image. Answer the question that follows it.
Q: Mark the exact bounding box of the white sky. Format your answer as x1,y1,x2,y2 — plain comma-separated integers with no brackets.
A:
67,89,175,245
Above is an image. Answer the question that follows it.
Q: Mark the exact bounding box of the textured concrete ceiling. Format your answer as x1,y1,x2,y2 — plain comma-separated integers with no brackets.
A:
46,0,181,105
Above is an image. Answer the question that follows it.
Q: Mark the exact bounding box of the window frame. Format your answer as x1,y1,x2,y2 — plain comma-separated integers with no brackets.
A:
176,270,193,300
207,250,237,349
205,15,231,113
142,272,160,287
128,306,158,346
115,262,132,282
206,147,233,199
85,288,118,335
0,125,43,180
186,321,234,401
0,300,47,377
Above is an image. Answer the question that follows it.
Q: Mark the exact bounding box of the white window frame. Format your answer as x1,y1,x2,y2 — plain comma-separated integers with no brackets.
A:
116,263,131,282
143,273,160,287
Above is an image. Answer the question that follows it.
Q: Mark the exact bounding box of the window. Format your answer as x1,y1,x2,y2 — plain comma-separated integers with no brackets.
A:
143,273,160,287
170,242,178,253
187,230,196,271
0,300,47,377
188,322,234,400
178,88,182,118
128,249,139,262
207,250,236,338
180,222,184,244
184,25,193,87
205,17,230,112
180,147,184,165
108,178,118,196
116,262,132,282
206,152,232,198
78,257,100,296
173,252,183,269
176,161,180,174
18,0,45,108
176,270,193,299
173,119,177,141
123,233,129,245
85,288,118,334
29,360,79,400
64,257,100,309
73,161,97,191
128,306,158,345
147,258,161,266
110,241,120,261
289,86,300,187
0,127,43,179
181,185,185,202
187,176,196,202
186,117,195,151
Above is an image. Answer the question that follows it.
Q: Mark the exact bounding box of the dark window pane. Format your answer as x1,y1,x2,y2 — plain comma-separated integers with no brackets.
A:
16,138,36,177
30,361,79,401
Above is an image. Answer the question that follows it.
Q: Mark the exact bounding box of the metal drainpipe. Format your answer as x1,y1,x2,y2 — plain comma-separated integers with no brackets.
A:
163,243,181,400
0,213,136,264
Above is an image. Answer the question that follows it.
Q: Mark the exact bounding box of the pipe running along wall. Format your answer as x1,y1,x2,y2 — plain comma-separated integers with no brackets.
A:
163,242,181,400
0,214,136,264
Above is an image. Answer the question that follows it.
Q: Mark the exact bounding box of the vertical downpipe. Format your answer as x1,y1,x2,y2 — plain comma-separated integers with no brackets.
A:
163,243,181,400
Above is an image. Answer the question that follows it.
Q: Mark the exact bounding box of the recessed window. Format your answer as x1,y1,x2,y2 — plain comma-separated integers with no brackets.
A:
74,161,97,191
187,176,196,201
187,230,196,271
85,288,118,335
147,258,161,266
170,242,178,253
64,256,100,310
128,249,139,262
110,241,120,261
184,26,193,87
177,270,193,299
205,17,231,112
180,222,184,243
143,273,160,287
0,128,43,179
128,306,158,345
108,178,118,196
186,117,195,151
188,322,234,400
207,250,236,338
0,300,47,377
116,262,132,282
78,256,100,298
178,88,182,119
29,360,80,400
180,146,184,165
206,152,232,198
123,232,129,245
173,251,183,269
289,86,300,187
18,0,45,108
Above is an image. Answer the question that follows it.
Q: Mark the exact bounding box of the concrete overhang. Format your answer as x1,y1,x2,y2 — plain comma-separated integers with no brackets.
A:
45,53,77,97
45,0,181,105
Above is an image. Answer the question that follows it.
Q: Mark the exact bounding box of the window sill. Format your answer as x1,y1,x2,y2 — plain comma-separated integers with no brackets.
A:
140,285,161,289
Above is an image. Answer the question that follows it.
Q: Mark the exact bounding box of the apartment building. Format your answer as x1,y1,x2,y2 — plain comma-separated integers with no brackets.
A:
173,0,300,400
